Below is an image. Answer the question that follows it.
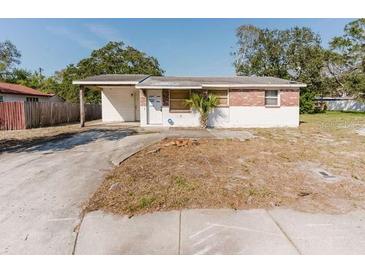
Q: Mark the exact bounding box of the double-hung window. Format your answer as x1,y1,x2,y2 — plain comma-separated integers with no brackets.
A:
265,90,279,107
169,90,190,112
208,90,229,107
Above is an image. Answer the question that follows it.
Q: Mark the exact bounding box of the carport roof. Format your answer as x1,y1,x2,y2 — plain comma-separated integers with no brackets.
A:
73,74,306,88
72,74,150,85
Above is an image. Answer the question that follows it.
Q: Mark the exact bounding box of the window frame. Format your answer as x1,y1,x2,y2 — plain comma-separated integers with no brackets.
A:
265,90,280,107
169,89,191,113
208,89,229,107
26,97,39,102
0,95,3,102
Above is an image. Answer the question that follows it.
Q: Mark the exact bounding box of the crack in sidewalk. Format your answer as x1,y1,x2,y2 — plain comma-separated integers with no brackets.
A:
178,210,182,255
266,210,302,255
72,211,86,255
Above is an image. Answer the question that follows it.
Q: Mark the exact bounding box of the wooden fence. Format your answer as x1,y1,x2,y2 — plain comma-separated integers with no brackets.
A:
0,102,101,130
0,102,25,130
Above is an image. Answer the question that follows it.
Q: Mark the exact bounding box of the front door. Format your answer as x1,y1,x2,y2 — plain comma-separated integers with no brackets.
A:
147,90,162,124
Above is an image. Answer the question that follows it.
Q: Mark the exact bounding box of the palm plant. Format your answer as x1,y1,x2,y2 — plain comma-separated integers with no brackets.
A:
185,92,218,128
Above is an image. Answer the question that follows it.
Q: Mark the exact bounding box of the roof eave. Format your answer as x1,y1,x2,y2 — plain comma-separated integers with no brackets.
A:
0,91,53,97
202,84,307,88
72,81,140,85
135,86,203,89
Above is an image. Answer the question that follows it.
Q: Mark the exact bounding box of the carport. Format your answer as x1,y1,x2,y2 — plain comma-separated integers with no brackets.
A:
73,74,149,127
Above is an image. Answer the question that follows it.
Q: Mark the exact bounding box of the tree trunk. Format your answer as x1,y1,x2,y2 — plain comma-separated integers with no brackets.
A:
199,113,208,128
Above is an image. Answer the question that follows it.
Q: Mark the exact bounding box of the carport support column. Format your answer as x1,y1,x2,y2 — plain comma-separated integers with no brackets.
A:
80,85,85,127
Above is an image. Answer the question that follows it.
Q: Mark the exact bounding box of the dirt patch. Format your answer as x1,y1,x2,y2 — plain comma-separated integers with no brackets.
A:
87,112,365,216
357,128,365,136
297,161,344,183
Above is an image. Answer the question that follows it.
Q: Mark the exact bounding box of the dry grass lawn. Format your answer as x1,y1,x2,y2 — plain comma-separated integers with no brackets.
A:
86,111,365,216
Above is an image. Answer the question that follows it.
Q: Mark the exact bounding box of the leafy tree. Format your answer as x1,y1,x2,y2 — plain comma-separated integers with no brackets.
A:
326,19,365,97
286,28,325,91
6,68,57,95
56,41,164,103
0,40,21,79
6,68,31,83
233,25,289,78
233,25,326,113
185,92,218,128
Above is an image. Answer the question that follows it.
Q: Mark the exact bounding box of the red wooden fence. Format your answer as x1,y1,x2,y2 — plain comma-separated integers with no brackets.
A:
0,102,26,130
0,102,101,131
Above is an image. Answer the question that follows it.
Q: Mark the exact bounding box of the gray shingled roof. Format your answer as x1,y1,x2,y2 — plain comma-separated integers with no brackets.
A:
136,76,302,88
73,74,306,88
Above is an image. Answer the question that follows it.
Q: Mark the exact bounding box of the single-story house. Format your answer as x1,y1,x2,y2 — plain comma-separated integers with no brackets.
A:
0,82,63,103
73,74,306,128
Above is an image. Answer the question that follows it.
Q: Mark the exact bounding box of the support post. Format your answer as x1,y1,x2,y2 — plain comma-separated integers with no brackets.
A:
80,86,85,127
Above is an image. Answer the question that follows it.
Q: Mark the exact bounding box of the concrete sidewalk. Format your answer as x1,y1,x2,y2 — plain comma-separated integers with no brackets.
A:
75,208,365,255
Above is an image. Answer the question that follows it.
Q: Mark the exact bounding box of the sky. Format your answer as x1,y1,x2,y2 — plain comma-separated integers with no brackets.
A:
0,18,355,76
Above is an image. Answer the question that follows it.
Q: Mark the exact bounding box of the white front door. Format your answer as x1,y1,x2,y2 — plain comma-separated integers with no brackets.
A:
147,90,162,124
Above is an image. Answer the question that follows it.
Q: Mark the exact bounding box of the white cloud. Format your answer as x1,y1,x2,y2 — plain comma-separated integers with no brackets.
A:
85,23,133,45
45,26,99,50
85,24,120,41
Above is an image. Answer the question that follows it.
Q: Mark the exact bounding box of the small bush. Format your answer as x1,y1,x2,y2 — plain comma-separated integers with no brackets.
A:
174,176,196,191
174,176,188,187
139,196,156,209
313,101,327,113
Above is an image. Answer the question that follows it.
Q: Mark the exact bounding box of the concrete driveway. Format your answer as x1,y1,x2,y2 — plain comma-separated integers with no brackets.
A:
0,127,162,254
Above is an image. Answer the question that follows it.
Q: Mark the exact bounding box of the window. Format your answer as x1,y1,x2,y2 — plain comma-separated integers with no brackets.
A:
209,90,229,107
0,96,3,102
26,97,39,102
169,90,190,112
265,90,279,106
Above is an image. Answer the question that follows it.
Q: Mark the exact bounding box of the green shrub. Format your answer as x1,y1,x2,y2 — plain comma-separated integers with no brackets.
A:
300,92,316,114
139,196,156,209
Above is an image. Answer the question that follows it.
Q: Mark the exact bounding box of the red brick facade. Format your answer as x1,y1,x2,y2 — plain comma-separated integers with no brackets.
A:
162,90,169,107
139,89,300,108
229,89,299,107
229,90,265,106
140,90,146,106
280,89,299,106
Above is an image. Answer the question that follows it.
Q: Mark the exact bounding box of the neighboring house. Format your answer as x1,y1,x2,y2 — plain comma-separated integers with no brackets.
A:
0,82,63,103
315,96,365,112
73,74,306,128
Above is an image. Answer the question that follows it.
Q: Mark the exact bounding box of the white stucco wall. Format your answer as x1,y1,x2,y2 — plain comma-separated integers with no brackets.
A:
101,87,139,122
228,106,299,127
0,94,51,102
140,105,147,126
141,105,298,128
162,108,200,127
161,108,232,127
208,108,230,127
